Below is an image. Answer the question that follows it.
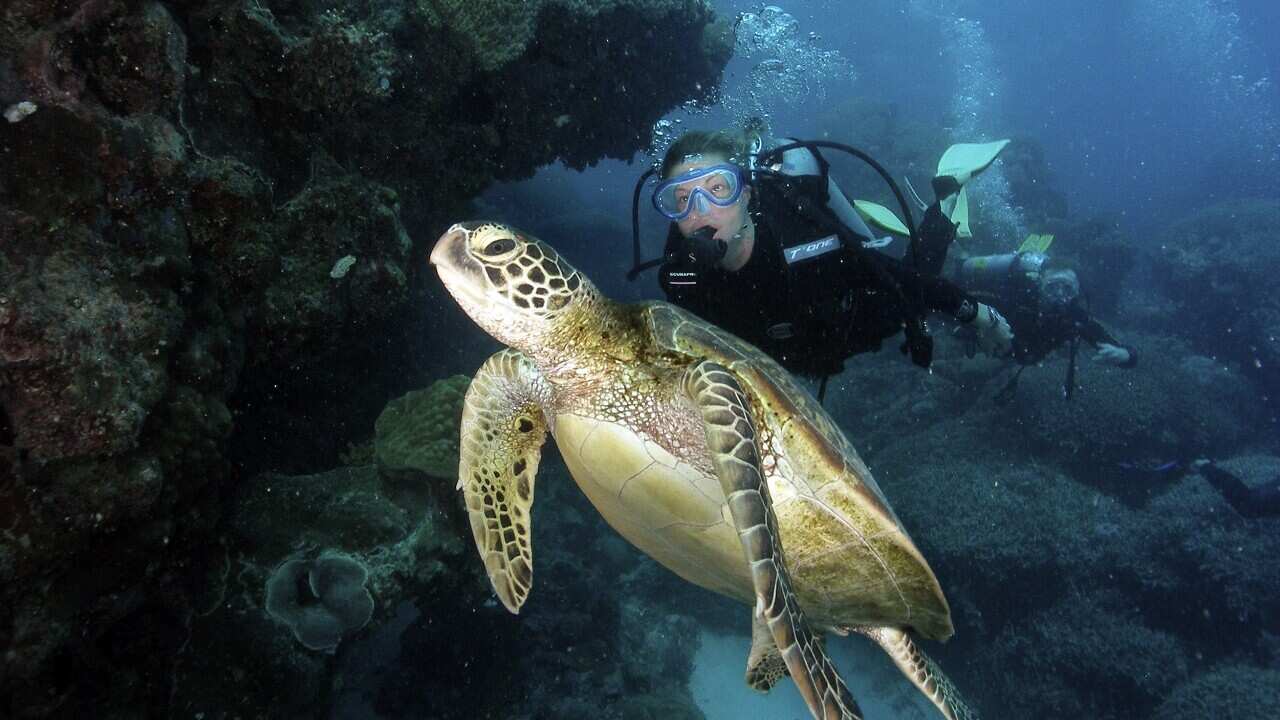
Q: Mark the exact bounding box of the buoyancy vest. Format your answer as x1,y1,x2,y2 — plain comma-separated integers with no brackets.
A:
660,173,915,378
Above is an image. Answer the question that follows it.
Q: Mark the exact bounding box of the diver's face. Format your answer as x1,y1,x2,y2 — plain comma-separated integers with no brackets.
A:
1039,270,1079,311
668,156,752,242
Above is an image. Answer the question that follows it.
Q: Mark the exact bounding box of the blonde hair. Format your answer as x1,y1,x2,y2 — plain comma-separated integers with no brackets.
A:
659,119,767,179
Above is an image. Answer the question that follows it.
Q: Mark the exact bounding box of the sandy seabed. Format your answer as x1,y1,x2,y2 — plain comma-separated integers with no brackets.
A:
691,629,936,720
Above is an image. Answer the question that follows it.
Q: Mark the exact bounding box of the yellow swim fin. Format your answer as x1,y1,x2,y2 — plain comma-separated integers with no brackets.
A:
950,186,973,238
853,199,910,237
1017,233,1054,254
935,139,1012,191
934,138,1011,239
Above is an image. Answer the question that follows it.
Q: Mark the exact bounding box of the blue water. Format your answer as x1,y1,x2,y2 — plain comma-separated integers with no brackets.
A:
491,0,1279,271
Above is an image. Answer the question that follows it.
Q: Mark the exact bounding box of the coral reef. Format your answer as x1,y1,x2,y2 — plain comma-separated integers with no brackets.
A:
375,374,471,482
230,466,417,558
1146,199,1280,397
1151,664,1280,720
173,461,475,716
255,164,413,367
184,0,730,225
0,228,181,461
1166,456,1280,627
411,0,716,75
823,312,1279,719
1009,332,1260,477
83,3,188,116
368,452,707,720
1,0,729,713
888,457,1129,596
988,589,1191,720
1150,200,1280,298
170,380,712,718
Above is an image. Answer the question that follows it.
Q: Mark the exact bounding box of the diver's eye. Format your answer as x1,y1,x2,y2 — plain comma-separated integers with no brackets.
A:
482,238,516,256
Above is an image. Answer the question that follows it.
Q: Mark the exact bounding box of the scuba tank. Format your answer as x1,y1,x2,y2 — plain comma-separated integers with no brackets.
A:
959,251,1047,297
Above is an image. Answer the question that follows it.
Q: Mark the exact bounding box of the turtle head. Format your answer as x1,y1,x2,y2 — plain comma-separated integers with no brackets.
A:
431,221,589,350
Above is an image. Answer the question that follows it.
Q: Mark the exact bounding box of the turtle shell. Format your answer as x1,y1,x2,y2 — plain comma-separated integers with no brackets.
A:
645,302,953,641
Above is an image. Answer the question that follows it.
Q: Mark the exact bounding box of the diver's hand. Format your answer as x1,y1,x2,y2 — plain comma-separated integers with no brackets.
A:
970,303,1013,358
950,324,979,359
1094,343,1131,366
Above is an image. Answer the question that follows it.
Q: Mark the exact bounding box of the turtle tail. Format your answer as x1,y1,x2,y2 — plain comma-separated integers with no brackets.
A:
854,626,978,720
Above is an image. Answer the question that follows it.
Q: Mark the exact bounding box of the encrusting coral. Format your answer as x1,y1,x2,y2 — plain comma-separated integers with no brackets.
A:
375,375,471,481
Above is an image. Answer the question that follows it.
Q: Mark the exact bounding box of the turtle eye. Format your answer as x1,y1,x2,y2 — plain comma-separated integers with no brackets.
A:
482,238,516,257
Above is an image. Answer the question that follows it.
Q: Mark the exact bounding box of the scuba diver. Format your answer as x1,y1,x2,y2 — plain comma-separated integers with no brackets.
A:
626,124,1014,396
1193,459,1280,519
956,238,1137,401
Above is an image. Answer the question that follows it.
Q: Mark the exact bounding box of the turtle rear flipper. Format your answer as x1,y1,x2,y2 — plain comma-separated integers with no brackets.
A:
459,349,550,614
746,612,789,692
856,626,978,720
685,361,862,720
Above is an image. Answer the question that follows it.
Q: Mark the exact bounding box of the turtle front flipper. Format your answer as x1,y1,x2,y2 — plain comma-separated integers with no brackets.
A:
459,349,550,614
684,361,863,720
856,626,978,720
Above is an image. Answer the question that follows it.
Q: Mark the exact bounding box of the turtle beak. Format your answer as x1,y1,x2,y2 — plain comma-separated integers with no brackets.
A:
430,223,469,271
432,223,491,318
431,224,480,294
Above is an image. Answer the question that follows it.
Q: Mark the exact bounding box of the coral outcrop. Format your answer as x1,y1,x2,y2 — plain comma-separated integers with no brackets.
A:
0,0,729,713
374,375,471,482
988,590,1191,720
821,284,1280,718
1008,332,1259,476
173,461,475,716
1146,199,1280,397
360,446,707,720
1151,664,1280,720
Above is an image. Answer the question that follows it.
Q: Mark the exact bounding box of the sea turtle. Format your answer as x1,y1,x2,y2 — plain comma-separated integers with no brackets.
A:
430,221,976,720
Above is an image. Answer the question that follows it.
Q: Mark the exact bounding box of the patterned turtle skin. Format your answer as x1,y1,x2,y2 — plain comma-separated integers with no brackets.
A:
431,221,974,720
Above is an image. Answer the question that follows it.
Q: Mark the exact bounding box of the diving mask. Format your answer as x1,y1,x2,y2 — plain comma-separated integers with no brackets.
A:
652,163,746,221
1040,269,1080,308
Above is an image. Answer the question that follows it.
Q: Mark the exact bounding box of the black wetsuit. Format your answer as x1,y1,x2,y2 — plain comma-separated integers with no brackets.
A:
1009,302,1137,367
993,278,1137,368
658,176,974,378
1199,462,1280,519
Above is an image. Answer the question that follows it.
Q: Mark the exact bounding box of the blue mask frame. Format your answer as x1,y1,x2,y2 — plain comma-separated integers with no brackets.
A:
652,163,746,221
